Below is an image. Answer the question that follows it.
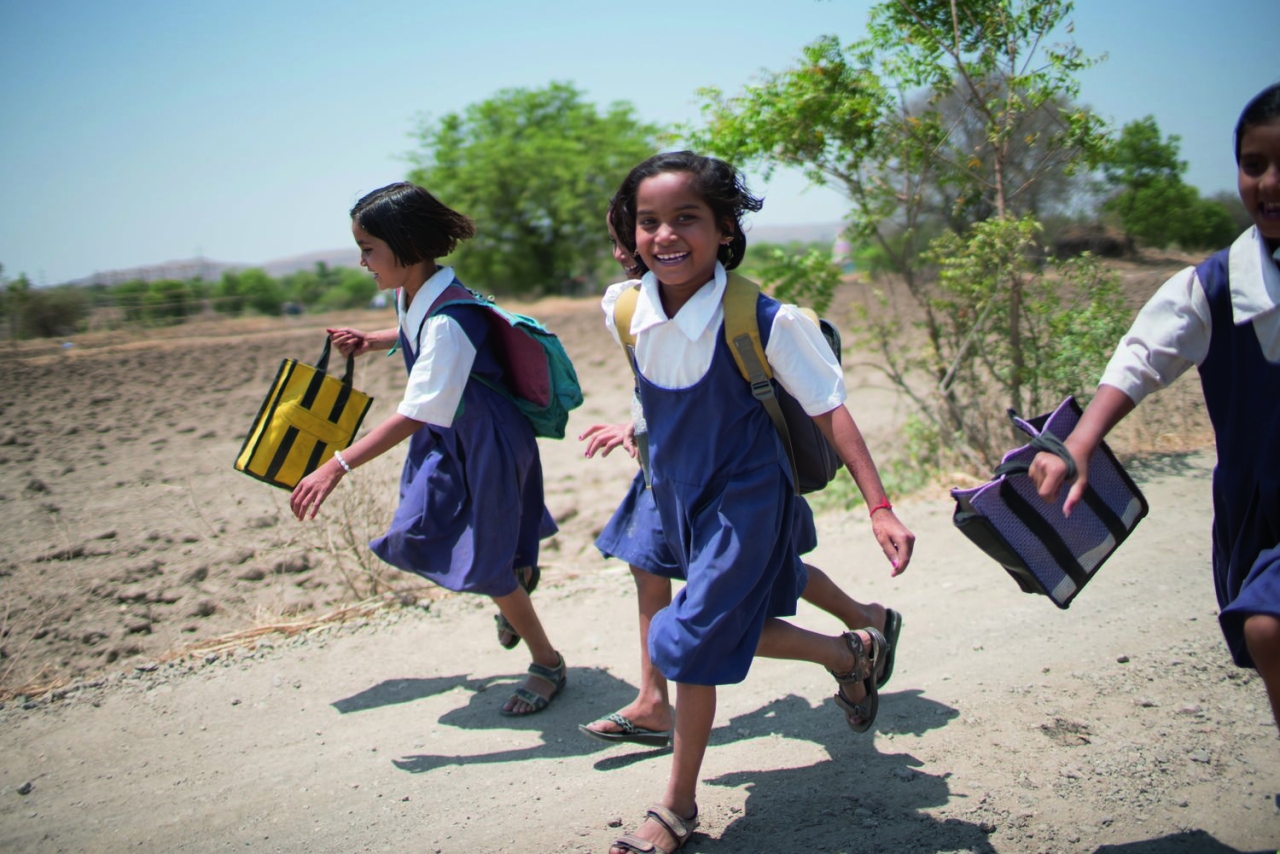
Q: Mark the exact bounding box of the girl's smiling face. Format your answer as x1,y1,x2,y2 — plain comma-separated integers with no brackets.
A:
353,221,417,292
607,216,643,278
634,171,731,295
1238,118,1280,247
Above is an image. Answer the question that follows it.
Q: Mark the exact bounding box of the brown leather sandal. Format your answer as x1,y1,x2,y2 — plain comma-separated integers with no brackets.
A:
611,803,698,854
830,627,888,733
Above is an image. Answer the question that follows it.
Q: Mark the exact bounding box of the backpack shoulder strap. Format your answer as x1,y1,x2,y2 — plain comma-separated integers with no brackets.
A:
722,271,800,493
613,284,641,349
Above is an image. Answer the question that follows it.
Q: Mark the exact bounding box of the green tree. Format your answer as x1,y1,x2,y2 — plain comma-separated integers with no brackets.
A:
409,82,663,295
1100,116,1238,250
216,269,282,316
691,0,1113,469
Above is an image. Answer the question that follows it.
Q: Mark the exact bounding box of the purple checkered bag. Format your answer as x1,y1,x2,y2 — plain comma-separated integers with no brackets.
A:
950,397,1149,608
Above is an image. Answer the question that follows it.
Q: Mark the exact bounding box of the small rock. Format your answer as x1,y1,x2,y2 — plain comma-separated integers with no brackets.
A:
1116,655,1130,663
231,698,242,706
17,782,33,796
1187,749,1211,764
607,817,623,828
135,662,159,673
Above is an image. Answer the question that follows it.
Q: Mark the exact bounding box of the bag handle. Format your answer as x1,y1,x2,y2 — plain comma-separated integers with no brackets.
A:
315,335,356,386
993,429,1077,481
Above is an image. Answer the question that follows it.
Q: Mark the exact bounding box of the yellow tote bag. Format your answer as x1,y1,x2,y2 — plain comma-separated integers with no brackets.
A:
234,335,373,490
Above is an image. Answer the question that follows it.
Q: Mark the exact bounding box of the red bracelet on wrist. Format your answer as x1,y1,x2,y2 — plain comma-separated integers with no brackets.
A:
868,497,893,517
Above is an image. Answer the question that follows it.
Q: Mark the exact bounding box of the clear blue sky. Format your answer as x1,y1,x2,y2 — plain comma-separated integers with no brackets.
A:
1,0,1275,285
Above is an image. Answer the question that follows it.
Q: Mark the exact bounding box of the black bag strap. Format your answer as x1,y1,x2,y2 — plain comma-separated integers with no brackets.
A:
994,431,1077,481
315,335,356,386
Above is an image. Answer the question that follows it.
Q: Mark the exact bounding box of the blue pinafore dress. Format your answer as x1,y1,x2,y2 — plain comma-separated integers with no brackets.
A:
1197,250,1280,667
635,294,808,685
370,295,556,598
596,471,818,579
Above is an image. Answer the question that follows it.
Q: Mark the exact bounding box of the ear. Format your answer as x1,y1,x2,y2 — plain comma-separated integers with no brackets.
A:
719,219,736,245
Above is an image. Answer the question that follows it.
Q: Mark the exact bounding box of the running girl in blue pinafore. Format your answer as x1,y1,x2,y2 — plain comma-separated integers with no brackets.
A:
1031,84,1280,740
578,211,905,750
290,182,565,717
600,153,915,854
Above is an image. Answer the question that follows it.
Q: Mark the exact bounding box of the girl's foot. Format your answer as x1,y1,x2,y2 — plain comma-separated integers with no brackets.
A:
581,698,673,740
830,628,888,733
500,652,566,716
611,803,697,854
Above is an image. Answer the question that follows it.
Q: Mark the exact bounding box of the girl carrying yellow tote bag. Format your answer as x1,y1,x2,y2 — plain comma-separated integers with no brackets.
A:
234,335,373,490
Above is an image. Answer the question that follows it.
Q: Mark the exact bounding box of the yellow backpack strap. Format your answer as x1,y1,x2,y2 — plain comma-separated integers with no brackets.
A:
611,283,651,486
723,271,801,494
613,284,640,349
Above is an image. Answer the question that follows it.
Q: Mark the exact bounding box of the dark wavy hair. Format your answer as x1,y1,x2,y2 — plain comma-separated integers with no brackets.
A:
1234,82,1280,163
350,182,476,266
608,151,763,271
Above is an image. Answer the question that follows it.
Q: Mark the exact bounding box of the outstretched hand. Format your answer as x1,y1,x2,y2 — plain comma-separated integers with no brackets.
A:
327,327,370,358
871,510,914,577
290,462,344,521
579,422,637,459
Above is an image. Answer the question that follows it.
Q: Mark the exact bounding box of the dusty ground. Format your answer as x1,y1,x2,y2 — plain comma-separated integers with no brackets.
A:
0,264,1276,853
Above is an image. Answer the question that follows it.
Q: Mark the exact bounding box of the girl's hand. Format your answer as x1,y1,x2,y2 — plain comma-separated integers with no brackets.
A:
290,460,344,521
1028,446,1090,517
579,422,637,459
327,327,370,358
871,510,914,577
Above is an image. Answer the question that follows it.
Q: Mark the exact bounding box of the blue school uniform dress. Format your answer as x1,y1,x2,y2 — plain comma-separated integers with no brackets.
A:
1100,227,1280,667
596,470,818,578
1197,245,1280,667
603,263,844,685
370,267,556,597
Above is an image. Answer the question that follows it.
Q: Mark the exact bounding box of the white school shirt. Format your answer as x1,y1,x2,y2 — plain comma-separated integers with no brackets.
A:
1099,227,1280,404
601,262,847,416
396,266,477,427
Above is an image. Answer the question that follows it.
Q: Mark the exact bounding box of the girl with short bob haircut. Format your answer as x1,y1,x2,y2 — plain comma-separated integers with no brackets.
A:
600,152,915,854
291,182,565,718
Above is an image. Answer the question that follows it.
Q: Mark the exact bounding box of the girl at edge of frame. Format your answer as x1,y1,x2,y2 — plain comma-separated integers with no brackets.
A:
1030,82,1280,739
600,152,915,854
289,181,565,718
576,210,905,748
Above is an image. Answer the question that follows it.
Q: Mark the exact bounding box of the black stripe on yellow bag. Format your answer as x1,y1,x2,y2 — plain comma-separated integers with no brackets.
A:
234,335,373,490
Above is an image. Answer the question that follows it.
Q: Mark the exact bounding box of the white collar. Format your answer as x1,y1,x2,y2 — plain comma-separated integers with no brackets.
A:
1228,228,1280,324
633,262,728,341
399,265,457,338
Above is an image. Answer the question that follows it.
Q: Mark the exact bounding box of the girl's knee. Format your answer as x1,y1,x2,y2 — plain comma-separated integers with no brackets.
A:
1243,614,1280,663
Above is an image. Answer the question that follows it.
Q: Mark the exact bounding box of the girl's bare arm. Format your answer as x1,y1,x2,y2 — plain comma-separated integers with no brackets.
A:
326,327,399,357
813,406,915,575
289,413,424,520
1028,384,1136,516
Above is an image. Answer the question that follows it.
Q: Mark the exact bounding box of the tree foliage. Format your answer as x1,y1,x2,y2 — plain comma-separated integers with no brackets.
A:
691,0,1116,469
1101,116,1238,250
409,82,664,295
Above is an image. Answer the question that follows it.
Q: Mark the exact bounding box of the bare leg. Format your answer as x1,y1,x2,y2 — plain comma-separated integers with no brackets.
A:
586,567,674,735
801,563,885,631
610,682,711,854
1243,614,1280,734
492,587,562,714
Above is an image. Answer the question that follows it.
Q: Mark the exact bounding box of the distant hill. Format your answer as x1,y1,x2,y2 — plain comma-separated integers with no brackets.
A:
61,226,840,287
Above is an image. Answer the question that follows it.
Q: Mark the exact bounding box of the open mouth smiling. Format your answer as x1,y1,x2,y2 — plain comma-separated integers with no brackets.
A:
655,251,690,264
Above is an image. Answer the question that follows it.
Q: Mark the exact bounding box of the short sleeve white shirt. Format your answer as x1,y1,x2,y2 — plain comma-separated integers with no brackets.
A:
1100,227,1280,404
601,262,846,416
396,266,477,427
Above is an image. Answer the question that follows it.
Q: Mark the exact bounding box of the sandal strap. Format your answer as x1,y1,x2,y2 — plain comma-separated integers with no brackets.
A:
526,652,565,685
611,833,661,854
828,630,872,684
645,802,697,842
604,712,640,735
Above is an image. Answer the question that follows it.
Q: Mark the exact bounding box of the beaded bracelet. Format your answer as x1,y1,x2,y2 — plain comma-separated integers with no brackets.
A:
868,497,892,517
333,450,352,474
